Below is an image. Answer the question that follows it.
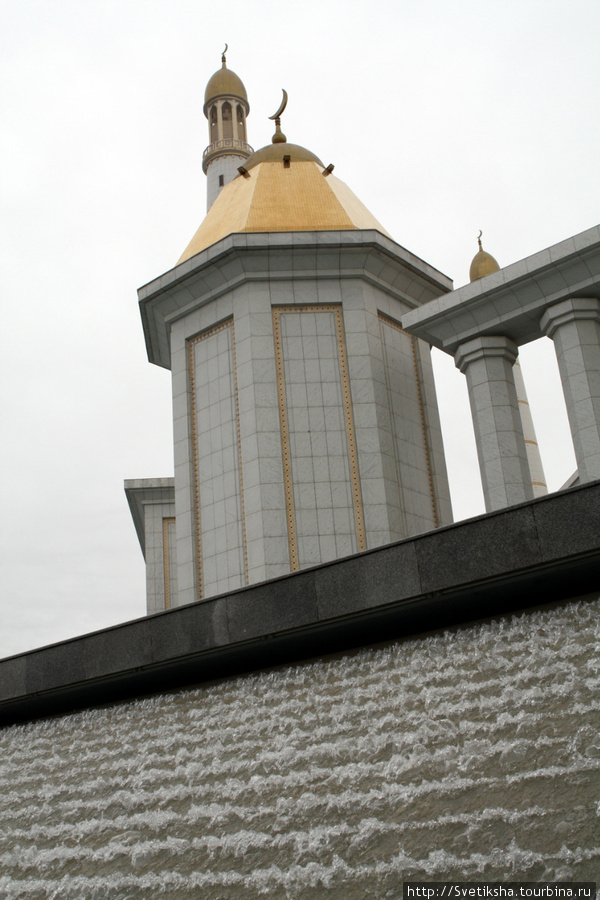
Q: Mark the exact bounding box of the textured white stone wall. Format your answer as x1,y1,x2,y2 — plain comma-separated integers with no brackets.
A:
206,154,248,211
1,597,598,895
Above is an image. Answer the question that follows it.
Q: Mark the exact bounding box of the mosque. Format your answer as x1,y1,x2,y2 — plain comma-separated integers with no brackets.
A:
124,49,578,615
0,53,599,891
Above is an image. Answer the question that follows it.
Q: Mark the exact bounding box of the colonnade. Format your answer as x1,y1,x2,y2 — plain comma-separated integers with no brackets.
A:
454,298,600,511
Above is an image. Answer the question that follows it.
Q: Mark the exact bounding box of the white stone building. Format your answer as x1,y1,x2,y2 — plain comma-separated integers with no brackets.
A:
127,56,600,615
127,55,455,612
2,54,599,891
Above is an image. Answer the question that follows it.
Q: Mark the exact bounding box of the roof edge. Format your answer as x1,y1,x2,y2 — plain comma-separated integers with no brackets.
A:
2,480,599,725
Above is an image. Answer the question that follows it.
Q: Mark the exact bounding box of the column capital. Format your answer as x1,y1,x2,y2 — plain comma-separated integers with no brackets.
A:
540,297,600,339
454,335,519,375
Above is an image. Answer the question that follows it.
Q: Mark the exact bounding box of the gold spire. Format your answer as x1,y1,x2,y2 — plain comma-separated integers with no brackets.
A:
469,230,500,282
268,90,288,144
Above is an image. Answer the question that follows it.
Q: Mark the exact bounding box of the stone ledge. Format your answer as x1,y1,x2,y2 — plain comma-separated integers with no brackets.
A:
138,230,454,369
1,480,599,726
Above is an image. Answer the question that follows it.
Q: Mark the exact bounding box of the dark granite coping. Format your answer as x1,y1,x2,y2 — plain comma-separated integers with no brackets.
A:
1,480,599,726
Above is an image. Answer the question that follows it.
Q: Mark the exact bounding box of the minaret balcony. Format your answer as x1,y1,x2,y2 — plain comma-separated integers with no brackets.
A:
202,139,253,173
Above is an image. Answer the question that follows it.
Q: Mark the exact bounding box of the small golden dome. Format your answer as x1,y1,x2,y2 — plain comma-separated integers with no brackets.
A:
244,142,324,170
204,59,248,114
469,231,500,282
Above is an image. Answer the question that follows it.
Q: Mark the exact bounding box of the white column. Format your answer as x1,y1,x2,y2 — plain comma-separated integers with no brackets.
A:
216,100,224,141
540,298,600,483
232,103,239,141
455,336,533,511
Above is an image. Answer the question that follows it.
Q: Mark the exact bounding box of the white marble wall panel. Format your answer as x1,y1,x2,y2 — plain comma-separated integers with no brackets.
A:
170,295,240,606
235,285,288,584
165,262,453,602
411,337,453,527
163,517,177,610
189,319,247,597
274,306,364,568
341,288,402,544
334,279,451,544
206,154,248,211
143,501,177,615
379,315,439,535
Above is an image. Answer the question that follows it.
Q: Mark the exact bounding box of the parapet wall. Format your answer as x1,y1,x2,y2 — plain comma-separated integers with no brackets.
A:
1,481,599,890
1,480,599,726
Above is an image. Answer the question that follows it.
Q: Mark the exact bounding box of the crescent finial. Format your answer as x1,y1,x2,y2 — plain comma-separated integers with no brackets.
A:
477,229,483,249
222,44,228,64
269,90,288,121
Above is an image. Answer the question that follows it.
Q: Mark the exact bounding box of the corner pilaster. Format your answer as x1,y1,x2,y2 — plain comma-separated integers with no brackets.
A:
540,297,600,483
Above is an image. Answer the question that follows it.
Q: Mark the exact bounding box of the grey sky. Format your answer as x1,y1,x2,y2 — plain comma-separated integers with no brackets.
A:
1,0,598,657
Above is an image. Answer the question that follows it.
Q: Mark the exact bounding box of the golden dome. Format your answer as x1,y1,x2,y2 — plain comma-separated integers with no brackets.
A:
244,141,323,169
178,159,390,262
204,61,248,114
469,232,500,282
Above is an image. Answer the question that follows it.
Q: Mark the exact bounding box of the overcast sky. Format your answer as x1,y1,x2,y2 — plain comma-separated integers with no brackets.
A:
1,0,598,658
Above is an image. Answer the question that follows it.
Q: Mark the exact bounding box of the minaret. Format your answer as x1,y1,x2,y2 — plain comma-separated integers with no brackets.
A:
469,233,547,497
202,47,252,211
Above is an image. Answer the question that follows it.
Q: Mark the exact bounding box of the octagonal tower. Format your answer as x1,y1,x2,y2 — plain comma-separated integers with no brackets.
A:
136,86,453,608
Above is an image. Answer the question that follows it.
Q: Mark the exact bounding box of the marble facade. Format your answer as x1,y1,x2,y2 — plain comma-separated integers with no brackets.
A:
138,231,453,608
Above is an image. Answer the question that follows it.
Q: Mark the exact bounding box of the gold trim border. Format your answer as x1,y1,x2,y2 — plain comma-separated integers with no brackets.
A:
188,317,248,599
162,517,176,611
333,307,366,551
273,305,366,570
379,313,439,528
272,307,298,569
230,319,249,582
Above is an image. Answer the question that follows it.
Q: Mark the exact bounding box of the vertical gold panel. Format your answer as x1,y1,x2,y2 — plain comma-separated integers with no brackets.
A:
272,308,298,570
230,323,249,581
